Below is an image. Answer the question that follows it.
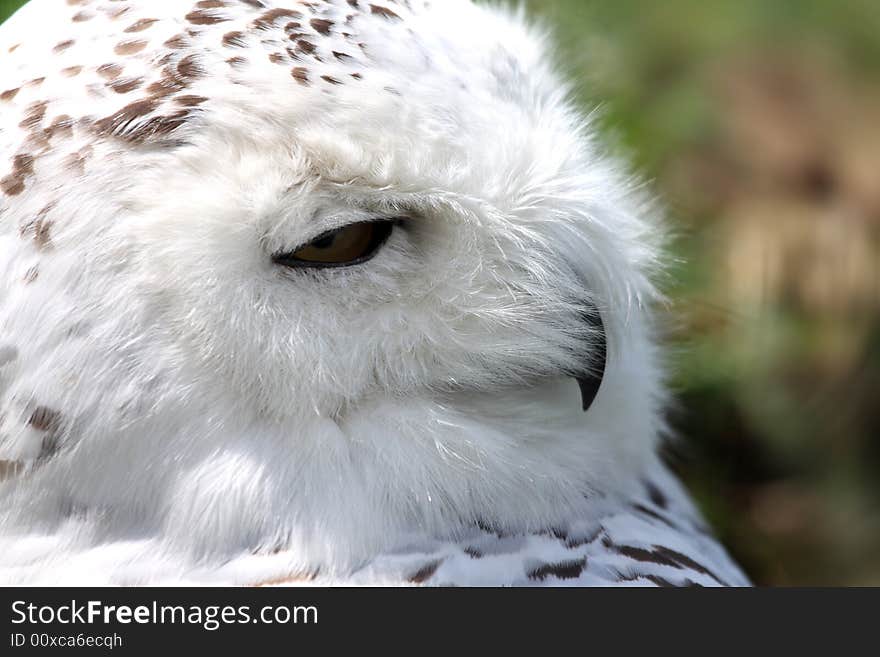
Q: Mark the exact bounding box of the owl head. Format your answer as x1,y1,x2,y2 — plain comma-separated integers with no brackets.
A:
0,0,667,571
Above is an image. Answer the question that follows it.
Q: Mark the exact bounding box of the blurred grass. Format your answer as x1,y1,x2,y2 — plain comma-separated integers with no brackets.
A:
0,0,19,23
2,0,879,585
521,0,880,585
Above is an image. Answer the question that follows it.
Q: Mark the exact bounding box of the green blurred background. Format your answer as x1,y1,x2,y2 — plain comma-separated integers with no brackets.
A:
2,0,878,585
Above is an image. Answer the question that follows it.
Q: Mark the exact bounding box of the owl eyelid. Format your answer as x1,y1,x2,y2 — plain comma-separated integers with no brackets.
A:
272,218,402,270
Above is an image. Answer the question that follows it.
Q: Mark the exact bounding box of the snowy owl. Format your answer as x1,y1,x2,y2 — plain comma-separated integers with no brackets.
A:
0,0,749,586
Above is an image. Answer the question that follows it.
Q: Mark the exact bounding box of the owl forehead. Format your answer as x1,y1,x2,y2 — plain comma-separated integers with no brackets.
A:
2,0,553,203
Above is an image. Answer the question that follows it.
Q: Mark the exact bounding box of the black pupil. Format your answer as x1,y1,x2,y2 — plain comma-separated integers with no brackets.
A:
311,230,339,249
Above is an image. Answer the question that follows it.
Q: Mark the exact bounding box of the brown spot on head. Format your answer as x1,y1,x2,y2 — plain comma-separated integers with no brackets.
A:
269,53,285,64
64,147,92,175
253,8,302,30
94,98,159,137
97,63,124,80
72,10,93,22
296,39,316,54
19,101,48,130
53,40,75,54
1,176,25,196
14,154,35,177
369,4,400,20
61,66,83,77
350,72,362,80
22,131,51,152
291,67,309,85
186,10,230,25
174,95,209,107
226,56,247,68
321,75,341,85
114,40,148,56
95,99,191,143
310,18,332,35
106,5,131,20
176,54,205,81
1,88,20,102
45,115,75,139
124,18,159,33
146,72,185,98
197,0,228,7
22,215,55,251
12,153,34,187
222,31,246,48
108,77,144,94
163,34,189,49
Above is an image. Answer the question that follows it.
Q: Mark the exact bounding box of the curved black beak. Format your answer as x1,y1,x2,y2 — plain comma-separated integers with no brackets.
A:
576,308,606,412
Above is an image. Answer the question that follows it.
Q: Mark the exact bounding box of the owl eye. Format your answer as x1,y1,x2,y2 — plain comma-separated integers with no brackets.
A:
273,220,396,269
